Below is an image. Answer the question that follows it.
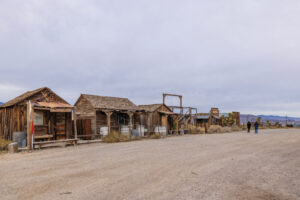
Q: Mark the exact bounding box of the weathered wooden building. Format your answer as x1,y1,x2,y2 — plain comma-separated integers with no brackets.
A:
195,108,241,130
0,87,73,142
209,108,221,126
232,112,241,126
74,94,140,138
137,104,175,135
195,113,210,131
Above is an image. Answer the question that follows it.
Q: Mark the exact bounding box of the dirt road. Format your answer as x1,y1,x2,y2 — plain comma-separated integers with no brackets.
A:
1,129,299,200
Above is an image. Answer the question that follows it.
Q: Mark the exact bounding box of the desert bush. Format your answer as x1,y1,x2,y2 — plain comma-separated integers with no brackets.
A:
231,125,242,132
102,131,129,143
207,125,235,134
187,125,205,134
0,137,11,152
207,125,222,134
221,127,232,133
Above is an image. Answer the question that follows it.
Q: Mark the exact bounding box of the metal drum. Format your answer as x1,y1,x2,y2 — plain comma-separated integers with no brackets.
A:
100,127,108,136
154,126,167,136
131,129,139,137
13,132,27,148
121,126,130,136
136,125,145,137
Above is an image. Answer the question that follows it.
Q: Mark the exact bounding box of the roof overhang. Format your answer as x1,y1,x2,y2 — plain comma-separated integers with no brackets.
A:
159,111,175,115
33,102,73,112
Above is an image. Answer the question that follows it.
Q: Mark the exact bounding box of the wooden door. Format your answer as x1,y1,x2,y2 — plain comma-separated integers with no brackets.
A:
161,115,167,127
55,113,66,140
84,119,92,140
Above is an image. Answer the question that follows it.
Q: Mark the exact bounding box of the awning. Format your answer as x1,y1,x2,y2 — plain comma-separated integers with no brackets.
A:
33,102,73,112
158,111,175,115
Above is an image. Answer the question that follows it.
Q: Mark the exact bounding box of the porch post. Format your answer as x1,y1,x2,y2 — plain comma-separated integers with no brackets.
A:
176,116,179,135
74,113,78,140
147,112,152,136
166,114,169,135
105,111,112,134
26,101,33,150
128,112,133,139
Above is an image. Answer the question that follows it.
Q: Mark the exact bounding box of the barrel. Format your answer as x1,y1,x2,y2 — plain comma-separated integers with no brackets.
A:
154,126,167,136
100,127,108,136
121,126,130,135
136,125,145,137
12,132,27,148
132,129,139,137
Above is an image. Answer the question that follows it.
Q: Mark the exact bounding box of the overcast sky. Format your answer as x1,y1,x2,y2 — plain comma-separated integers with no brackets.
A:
1,0,300,116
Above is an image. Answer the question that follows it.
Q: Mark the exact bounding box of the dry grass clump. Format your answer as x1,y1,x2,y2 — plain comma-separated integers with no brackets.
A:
231,125,242,132
207,125,234,134
187,125,205,134
207,125,223,134
222,127,232,133
150,134,161,139
0,137,11,153
102,131,129,143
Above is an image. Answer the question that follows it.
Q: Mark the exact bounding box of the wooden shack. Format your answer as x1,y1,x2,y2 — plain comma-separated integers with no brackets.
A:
208,108,221,126
74,94,139,138
232,112,241,126
0,87,73,142
195,113,210,131
137,104,175,135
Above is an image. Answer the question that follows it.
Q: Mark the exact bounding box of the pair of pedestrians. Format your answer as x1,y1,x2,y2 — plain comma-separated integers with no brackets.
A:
247,121,259,134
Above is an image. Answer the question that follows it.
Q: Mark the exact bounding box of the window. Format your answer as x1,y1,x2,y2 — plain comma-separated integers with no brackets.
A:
34,111,44,125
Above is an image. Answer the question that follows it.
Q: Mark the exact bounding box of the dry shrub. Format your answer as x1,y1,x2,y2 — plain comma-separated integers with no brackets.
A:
207,125,223,134
231,125,242,132
222,127,232,133
188,125,205,134
207,125,234,134
102,131,129,143
150,134,161,139
0,137,11,152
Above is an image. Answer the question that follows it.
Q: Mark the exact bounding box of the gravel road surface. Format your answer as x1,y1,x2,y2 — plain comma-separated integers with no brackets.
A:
0,129,299,200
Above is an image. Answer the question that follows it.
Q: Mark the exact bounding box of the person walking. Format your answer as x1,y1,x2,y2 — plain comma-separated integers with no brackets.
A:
247,121,251,133
254,121,259,134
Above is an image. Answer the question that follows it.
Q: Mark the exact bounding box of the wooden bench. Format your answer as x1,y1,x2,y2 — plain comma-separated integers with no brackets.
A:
33,139,78,149
34,134,53,140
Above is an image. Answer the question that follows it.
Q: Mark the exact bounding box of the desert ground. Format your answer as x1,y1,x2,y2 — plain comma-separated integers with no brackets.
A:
0,129,299,200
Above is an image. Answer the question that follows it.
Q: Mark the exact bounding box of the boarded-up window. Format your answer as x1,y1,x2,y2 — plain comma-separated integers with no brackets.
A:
34,111,44,125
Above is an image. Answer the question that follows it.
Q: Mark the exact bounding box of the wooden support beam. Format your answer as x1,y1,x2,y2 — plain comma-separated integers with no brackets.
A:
94,110,97,137
74,114,78,140
147,112,153,135
128,112,133,139
176,116,179,135
26,101,33,150
105,111,112,134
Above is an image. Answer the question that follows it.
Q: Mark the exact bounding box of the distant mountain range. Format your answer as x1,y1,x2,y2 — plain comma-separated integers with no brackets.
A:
0,102,3,105
240,114,300,124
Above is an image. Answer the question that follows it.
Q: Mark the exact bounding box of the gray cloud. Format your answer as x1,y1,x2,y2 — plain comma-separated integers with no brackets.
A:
1,0,300,116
